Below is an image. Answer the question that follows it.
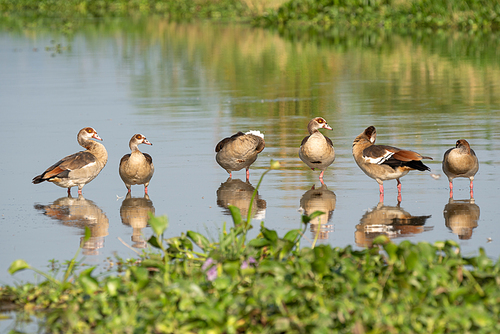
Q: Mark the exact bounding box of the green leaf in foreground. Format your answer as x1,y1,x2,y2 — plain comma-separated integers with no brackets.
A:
8,259,30,274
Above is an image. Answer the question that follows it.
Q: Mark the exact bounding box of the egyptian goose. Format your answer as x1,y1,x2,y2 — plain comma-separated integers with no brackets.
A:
352,126,432,201
32,127,108,195
119,134,154,194
299,117,335,184
442,139,479,198
215,131,265,181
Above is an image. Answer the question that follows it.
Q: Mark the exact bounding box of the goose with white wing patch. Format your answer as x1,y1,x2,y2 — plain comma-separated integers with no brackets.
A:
352,126,432,201
215,130,265,181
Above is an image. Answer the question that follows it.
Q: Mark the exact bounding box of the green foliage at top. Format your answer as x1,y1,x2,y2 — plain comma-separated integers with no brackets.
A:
255,0,500,32
2,164,500,333
0,0,251,20
1,0,500,32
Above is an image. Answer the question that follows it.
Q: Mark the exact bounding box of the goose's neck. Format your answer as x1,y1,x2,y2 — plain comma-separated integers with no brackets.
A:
86,140,108,165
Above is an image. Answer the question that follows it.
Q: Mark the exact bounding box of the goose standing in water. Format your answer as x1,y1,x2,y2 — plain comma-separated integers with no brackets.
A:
299,117,335,184
352,126,432,202
442,139,479,198
215,130,265,181
32,127,108,195
119,134,154,194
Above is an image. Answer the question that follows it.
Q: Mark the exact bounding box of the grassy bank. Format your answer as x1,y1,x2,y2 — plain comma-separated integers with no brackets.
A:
255,0,500,32
2,167,500,333
1,0,500,32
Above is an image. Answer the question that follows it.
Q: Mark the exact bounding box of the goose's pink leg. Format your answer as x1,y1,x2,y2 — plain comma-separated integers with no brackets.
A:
396,179,402,202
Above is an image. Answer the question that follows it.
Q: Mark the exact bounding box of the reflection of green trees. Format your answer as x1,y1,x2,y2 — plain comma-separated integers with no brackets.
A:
124,20,500,115
3,17,499,120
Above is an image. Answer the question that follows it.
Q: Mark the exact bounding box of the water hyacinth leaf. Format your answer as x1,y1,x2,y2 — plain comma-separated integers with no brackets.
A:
213,276,231,290
105,277,122,297
130,266,149,289
8,259,30,274
167,236,193,252
187,231,210,250
149,214,169,236
405,250,419,271
261,227,278,243
257,260,286,277
78,267,99,294
223,260,239,277
148,235,161,249
228,205,242,226
248,238,271,248
283,229,300,243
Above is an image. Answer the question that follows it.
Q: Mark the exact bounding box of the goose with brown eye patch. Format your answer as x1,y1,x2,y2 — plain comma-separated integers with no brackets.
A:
32,127,108,195
442,139,479,199
119,134,154,194
352,125,432,203
299,117,335,185
215,130,265,182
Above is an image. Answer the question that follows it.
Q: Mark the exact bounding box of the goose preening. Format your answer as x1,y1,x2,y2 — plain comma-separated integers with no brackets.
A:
119,134,154,194
442,139,479,198
299,117,335,184
215,130,265,181
352,126,432,202
32,127,108,195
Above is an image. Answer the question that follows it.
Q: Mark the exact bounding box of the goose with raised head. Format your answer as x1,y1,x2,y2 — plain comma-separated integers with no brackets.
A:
442,139,479,198
32,127,108,195
215,130,265,181
352,126,432,201
119,134,154,194
299,117,335,184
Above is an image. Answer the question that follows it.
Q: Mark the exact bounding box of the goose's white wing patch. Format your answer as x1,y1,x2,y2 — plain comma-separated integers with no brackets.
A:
363,150,394,165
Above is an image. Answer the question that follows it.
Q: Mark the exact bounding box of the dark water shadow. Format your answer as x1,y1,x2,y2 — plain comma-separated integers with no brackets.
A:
355,201,433,247
120,193,155,248
299,184,336,240
34,195,109,255
443,198,480,240
216,178,266,220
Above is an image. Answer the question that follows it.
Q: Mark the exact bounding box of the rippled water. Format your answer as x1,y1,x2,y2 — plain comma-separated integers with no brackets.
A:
1,20,500,295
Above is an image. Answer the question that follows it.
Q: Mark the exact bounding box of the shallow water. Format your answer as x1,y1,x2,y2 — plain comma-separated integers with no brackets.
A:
1,20,500,298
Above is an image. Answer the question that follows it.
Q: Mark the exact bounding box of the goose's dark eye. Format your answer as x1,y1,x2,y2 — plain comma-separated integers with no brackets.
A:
136,135,142,140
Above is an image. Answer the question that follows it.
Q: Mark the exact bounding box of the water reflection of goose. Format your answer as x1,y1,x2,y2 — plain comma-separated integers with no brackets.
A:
34,194,109,255
299,184,336,240
355,201,432,247
216,178,266,220
120,193,155,248
443,198,480,240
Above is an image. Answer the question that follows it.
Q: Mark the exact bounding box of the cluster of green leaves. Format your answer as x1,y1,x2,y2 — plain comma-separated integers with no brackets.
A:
4,222,500,332
0,0,251,19
2,0,500,33
255,0,500,32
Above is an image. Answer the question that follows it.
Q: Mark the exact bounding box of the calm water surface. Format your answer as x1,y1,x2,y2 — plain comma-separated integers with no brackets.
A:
1,20,500,295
